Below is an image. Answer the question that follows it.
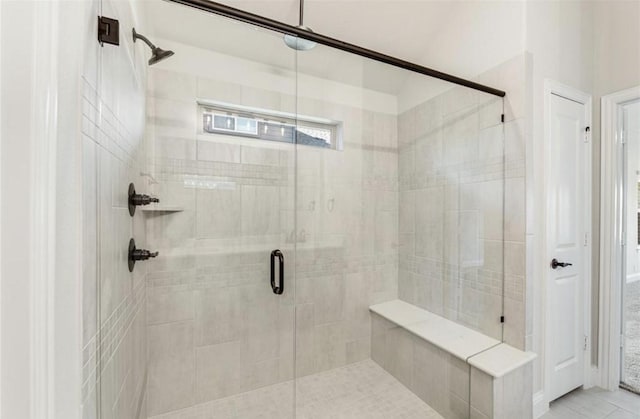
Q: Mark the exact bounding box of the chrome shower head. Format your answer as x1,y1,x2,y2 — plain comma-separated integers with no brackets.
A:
132,28,175,66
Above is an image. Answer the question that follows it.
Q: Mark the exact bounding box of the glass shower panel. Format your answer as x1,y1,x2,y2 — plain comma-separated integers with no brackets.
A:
396,82,506,341
124,3,297,417
441,89,506,341
294,41,505,418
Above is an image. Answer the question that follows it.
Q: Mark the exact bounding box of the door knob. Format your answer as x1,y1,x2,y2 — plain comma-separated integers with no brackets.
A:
551,258,573,269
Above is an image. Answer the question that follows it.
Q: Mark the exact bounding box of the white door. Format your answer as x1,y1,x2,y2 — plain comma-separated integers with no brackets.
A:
546,92,590,402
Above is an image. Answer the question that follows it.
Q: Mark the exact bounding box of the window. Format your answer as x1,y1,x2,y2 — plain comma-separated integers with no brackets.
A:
200,103,340,150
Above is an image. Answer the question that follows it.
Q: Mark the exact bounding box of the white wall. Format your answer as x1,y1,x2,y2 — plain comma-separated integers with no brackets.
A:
592,1,640,98
1,1,87,417
1,2,38,416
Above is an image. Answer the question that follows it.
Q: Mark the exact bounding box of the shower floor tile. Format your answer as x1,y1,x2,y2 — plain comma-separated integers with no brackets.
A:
149,359,443,419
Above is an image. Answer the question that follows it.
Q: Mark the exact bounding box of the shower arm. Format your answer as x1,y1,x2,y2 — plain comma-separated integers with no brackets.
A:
132,29,157,50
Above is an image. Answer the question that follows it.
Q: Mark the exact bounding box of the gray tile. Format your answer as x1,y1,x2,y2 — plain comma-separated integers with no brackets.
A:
195,286,246,346
147,321,195,416
149,360,443,419
195,186,241,238
591,389,640,416
541,403,590,419
542,388,640,419
195,340,245,402
197,140,241,163
559,389,620,419
147,286,194,325
470,368,494,418
605,409,640,419
240,185,280,236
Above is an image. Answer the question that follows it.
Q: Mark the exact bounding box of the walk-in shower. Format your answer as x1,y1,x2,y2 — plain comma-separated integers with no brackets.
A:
93,1,532,418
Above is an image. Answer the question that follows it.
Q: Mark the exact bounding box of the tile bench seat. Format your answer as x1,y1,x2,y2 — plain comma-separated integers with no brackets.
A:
370,300,536,419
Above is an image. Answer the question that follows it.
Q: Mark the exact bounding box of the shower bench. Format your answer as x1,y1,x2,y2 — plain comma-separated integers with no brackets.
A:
369,300,536,419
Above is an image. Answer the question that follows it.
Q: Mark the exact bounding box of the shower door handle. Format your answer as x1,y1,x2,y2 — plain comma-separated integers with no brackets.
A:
270,249,284,295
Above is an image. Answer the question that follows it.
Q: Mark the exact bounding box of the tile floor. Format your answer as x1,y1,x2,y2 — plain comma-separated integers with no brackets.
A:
149,360,640,419
149,359,443,419
541,387,640,419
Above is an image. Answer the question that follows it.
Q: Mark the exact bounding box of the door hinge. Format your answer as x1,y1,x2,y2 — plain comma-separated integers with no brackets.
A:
584,232,589,247
500,315,505,323
501,114,505,123
98,16,120,46
584,335,588,351
622,230,627,247
620,129,627,144
584,126,590,143
621,334,625,349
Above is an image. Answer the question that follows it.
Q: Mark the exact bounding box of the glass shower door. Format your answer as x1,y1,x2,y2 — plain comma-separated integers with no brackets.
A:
293,40,407,416
101,3,299,418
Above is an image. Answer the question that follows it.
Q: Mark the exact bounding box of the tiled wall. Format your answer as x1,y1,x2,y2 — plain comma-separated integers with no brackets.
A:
143,38,399,415
293,72,399,376
81,0,149,418
371,312,472,418
470,364,533,419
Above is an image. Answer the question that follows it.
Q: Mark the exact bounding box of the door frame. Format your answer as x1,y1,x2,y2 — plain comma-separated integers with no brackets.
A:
543,79,593,405
598,85,640,391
